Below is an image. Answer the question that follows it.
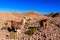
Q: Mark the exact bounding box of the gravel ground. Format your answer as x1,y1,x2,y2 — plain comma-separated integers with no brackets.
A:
0,18,60,40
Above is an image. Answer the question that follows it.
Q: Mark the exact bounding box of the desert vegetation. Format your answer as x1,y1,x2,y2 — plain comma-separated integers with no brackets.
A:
25,27,37,36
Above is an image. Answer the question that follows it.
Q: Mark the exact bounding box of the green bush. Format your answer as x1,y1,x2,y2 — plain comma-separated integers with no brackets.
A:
25,27,37,36
1,25,8,30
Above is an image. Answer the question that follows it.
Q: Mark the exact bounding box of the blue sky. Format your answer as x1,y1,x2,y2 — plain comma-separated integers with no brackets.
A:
0,0,60,14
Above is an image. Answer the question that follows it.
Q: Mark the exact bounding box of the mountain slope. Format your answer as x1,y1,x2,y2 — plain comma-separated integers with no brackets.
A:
23,11,48,20
0,12,20,21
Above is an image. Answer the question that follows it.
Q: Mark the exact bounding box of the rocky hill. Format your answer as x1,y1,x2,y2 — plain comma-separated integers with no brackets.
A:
12,11,48,19
20,12,60,40
0,12,60,40
23,11,48,19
